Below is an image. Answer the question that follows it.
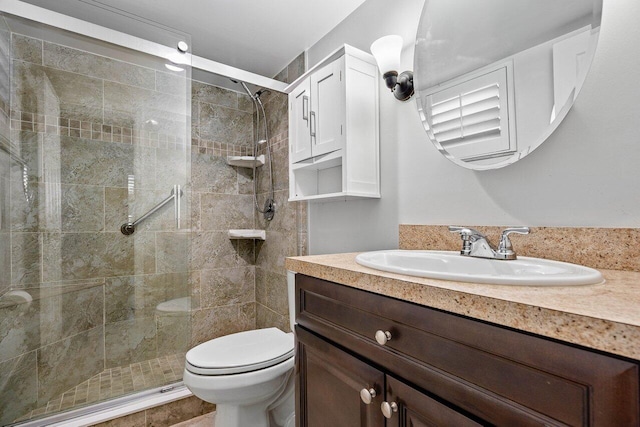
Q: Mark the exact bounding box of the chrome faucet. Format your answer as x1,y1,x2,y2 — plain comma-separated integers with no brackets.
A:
448,226,530,260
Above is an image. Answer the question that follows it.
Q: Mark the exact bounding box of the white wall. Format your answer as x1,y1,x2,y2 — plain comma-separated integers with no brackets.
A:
307,0,640,254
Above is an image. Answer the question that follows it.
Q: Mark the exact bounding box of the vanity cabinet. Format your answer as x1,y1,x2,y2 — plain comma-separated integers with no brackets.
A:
294,274,640,426
287,45,380,202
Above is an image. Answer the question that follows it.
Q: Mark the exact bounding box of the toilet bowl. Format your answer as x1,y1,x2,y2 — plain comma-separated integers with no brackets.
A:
184,328,295,427
184,272,298,427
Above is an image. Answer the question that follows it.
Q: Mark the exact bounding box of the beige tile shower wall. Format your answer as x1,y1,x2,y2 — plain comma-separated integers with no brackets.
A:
399,225,640,272
0,32,192,425
188,79,258,348
255,53,307,332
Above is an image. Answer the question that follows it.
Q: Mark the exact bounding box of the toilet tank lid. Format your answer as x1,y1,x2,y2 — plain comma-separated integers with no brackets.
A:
186,328,294,369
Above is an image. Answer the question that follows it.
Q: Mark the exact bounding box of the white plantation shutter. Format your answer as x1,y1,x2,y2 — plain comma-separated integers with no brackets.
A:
431,83,501,144
427,65,516,161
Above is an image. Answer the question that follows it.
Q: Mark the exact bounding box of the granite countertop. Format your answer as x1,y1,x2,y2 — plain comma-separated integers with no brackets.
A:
285,253,640,361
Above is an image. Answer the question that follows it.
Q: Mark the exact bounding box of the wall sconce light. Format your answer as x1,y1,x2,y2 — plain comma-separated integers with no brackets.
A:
370,35,414,101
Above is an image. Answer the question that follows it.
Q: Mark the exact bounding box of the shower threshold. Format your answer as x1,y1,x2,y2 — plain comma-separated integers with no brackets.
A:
14,354,189,427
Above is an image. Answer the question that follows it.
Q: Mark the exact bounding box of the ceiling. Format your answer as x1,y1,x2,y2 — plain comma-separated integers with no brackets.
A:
20,0,368,78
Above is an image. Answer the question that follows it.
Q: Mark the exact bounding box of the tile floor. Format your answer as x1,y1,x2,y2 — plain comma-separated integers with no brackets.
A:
16,353,185,423
171,412,216,427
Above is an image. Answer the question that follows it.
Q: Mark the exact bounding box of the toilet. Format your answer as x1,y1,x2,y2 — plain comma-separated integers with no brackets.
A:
183,272,297,427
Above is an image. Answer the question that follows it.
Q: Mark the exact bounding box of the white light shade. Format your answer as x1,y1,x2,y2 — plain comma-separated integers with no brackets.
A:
370,35,403,75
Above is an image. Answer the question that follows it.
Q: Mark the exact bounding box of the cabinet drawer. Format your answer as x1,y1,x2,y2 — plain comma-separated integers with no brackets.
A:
295,274,640,426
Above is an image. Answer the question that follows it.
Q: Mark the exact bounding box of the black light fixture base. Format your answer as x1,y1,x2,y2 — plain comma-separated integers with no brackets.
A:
393,71,414,101
382,71,398,90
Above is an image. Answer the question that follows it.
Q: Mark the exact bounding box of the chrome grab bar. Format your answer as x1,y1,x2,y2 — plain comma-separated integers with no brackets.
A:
121,185,183,235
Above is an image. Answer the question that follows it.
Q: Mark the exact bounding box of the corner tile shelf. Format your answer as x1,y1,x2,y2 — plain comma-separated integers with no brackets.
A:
226,155,265,168
228,229,266,240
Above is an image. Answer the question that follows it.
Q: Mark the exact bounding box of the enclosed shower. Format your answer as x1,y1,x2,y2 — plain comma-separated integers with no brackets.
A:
0,1,298,425
0,6,193,425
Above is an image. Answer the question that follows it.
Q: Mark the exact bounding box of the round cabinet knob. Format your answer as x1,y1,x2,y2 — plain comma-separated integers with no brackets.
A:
381,401,398,419
359,388,377,404
375,330,392,345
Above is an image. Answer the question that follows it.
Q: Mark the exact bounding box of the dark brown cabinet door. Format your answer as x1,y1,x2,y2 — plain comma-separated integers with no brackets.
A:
384,376,483,427
296,326,385,427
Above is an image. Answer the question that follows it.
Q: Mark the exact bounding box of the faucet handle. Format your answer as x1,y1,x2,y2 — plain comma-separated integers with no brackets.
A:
502,226,530,235
448,226,485,240
448,225,468,234
449,226,486,256
497,227,530,260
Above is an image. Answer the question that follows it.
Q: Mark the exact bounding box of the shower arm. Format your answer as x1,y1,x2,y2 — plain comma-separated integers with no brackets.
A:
120,185,182,235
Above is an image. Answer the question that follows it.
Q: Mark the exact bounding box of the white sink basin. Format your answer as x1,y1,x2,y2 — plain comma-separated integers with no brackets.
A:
355,250,604,286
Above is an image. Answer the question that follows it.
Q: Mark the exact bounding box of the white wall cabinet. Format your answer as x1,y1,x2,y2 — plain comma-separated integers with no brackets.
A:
286,45,380,202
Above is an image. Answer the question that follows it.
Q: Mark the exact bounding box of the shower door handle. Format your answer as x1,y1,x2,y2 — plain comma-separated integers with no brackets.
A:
310,111,316,138
302,95,309,121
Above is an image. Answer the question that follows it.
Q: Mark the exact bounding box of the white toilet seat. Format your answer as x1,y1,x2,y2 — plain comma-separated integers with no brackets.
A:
186,328,294,376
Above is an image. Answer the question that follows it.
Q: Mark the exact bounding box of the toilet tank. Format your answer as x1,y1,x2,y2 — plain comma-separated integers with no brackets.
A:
287,271,297,332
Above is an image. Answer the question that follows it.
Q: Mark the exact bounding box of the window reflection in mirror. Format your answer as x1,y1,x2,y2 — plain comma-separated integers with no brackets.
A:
414,0,603,170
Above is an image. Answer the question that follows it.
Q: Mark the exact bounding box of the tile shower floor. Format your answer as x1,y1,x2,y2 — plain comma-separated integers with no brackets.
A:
15,353,185,423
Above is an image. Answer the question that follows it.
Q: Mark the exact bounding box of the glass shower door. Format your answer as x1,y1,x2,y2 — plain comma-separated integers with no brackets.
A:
0,6,191,425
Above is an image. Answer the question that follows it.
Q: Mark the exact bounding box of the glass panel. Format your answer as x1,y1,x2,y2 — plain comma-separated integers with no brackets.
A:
0,8,191,425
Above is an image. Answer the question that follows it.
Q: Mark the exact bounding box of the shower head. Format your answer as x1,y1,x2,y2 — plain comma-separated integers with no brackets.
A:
254,89,271,99
235,80,271,102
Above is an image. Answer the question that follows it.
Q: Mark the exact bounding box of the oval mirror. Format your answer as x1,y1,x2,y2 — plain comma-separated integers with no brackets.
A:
414,0,603,170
